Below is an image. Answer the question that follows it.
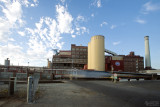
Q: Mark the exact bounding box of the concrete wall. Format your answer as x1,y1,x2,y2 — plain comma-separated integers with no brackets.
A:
0,72,13,79
0,72,53,80
41,73,52,80
146,70,160,75
16,73,27,79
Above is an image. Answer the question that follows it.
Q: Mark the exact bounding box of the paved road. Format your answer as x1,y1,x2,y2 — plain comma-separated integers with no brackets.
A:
1,80,160,107
71,80,160,107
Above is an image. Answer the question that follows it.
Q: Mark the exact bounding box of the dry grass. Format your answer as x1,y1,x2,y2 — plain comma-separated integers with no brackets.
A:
0,87,43,102
0,88,9,98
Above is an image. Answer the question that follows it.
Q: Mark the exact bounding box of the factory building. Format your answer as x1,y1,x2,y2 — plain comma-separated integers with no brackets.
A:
52,44,87,69
105,52,144,72
51,35,144,72
123,52,144,72
105,56,124,72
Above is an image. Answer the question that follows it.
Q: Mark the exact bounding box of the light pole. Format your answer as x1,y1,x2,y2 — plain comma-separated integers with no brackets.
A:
28,62,29,68
72,59,73,69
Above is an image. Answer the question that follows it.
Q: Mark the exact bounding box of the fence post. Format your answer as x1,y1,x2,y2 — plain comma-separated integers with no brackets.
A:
27,76,33,103
9,77,16,95
14,77,17,92
32,73,40,99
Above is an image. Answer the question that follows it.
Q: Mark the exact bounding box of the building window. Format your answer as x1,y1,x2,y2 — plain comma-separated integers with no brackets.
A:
72,51,75,54
83,49,86,51
72,55,75,58
72,48,75,51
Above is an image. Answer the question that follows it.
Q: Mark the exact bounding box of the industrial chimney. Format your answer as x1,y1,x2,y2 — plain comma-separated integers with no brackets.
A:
144,36,151,69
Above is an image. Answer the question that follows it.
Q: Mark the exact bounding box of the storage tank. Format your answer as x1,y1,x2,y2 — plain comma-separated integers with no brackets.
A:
47,59,52,68
90,35,105,71
4,58,10,67
88,42,91,69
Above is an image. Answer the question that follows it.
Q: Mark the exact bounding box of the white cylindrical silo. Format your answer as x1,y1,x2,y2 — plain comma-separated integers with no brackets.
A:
88,42,91,69
90,38,94,69
144,36,151,69
4,58,10,67
90,35,105,71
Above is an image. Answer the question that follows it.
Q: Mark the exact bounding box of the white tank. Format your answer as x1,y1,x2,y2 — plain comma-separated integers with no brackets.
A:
88,35,105,71
4,58,10,66
88,42,91,69
144,36,151,69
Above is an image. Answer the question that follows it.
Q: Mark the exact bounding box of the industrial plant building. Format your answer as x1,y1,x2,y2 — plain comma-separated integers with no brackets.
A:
1,35,160,81
51,35,144,72
105,52,144,72
52,44,88,69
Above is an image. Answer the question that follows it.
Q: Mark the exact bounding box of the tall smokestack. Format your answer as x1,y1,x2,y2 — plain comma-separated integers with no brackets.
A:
144,36,151,69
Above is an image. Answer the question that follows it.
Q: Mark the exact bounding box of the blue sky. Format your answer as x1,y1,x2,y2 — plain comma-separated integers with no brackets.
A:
0,0,160,69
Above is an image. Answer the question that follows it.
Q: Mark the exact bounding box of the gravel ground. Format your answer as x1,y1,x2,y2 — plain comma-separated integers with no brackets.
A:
0,80,160,107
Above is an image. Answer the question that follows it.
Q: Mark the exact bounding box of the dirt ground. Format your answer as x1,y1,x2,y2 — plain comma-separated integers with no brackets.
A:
0,80,160,107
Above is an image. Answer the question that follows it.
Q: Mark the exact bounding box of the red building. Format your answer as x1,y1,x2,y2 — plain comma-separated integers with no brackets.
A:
105,56,124,72
105,52,144,72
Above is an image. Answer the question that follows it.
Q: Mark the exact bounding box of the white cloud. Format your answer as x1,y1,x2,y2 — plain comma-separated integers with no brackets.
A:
113,41,121,46
92,0,102,8
26,16,65,64
0,43,26,66
22,0,38,7
8,38,15,41
0,0,38,41
56,4,73,34
60,0,65,4
18,31,25,36
74,16,89,36
30,17,33,20
97,0,101,7
2,1,22,24
110,25,117,30
0,0,41,66
25,4,89,65
100,21,108,27
0,0,23,41
33,0,38,2
75,27,89,35
0,1,89,66
22,0,29,7
31,4,35,7
141,2,160,14
81,27,88,34
135,18,146,24
76,15,85,22
57,42,64,49
91,13,94,17
71,35,76,38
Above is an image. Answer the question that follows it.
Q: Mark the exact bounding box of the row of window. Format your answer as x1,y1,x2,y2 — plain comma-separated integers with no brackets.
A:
72,48,87,51
53,59,87,63
72,55,87,58
72,52,87,54
124,58,143,61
